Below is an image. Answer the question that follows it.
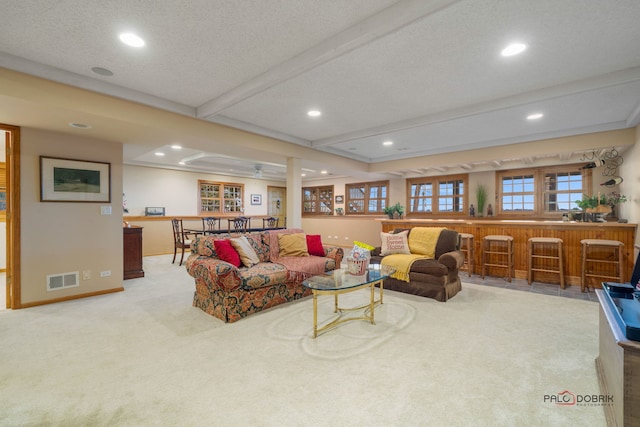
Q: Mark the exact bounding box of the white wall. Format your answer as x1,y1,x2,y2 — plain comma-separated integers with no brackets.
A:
20,128,123,305
123,165,285,217
619,125,640,247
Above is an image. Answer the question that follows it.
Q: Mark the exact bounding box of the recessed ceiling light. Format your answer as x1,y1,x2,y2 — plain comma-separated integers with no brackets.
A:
527,113,544,120
155,152,165,156
91,66,114,77
501,42,527,57
178,161,185,165
69,122,91,129
119,32,145,48
320,170,328,174
383,140,393,146
301,173,306,177
171,144,182,150
307,110,321,117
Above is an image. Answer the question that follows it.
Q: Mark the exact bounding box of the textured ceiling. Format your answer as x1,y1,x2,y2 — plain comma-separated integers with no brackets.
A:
1,0,639,180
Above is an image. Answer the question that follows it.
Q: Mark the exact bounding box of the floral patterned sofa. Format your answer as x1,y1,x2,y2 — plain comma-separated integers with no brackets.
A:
185,228,344,323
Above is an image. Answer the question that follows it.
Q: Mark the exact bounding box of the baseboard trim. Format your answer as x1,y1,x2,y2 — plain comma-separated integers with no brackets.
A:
15,287,125,309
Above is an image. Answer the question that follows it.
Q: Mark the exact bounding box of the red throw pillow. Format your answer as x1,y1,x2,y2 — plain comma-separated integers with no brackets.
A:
306,234,325,257
214,239,241,267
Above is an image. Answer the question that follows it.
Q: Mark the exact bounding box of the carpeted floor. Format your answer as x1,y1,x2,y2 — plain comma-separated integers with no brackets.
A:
0,255,606,426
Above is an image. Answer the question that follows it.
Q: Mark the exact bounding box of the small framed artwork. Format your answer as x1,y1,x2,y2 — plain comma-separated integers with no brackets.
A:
335,195,344,204
145,207,165,216
251,194,262,205
40,156,111,202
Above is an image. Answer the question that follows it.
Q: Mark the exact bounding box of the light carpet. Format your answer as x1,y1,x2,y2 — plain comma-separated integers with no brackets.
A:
0,255,606,426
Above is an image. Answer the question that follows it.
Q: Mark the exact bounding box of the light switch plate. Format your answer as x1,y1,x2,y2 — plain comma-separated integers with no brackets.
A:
100,205,112,215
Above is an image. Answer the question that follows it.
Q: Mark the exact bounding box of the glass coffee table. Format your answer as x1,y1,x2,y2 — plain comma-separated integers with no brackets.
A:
302,264,395,338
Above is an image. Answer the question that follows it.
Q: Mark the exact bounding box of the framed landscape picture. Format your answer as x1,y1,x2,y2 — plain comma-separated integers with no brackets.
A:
40,156,111,202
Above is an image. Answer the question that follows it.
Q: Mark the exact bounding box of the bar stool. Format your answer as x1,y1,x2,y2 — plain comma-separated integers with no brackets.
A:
482,235,514,282
527,237,565,288
459,233,475,277
580,239,624,292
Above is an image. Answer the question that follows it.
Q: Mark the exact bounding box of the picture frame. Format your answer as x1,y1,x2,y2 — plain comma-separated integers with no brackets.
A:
145,207,165,216
40,156,111,203
251,194,262,205
335,195,344,204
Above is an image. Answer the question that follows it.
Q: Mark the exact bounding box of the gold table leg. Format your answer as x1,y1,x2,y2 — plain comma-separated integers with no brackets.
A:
369,280,375,325
313,290,318,338
312,281,382,338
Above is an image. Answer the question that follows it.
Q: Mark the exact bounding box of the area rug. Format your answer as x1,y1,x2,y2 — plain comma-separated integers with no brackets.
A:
267,292,416,360
0,255,606,426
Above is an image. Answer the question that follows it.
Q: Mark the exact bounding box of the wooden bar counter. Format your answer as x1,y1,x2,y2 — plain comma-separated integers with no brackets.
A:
381,219,637,287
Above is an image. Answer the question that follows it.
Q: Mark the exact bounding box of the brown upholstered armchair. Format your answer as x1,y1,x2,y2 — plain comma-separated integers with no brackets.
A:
370,228,464,302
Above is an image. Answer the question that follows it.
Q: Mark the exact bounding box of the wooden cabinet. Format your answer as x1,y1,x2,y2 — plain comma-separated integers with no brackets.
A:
123,226,144,279
596,290,640,426
381,219,636,287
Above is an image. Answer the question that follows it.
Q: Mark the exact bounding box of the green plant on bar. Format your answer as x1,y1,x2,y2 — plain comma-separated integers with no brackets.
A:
383,202,405,219
476,184,487,216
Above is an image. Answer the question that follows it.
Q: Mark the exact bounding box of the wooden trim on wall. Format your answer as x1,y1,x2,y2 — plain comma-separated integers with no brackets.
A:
18,287,124,309
2,123,20,309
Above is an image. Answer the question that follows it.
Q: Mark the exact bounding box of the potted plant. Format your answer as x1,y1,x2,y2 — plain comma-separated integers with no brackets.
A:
575,194,610,221
383,202,405,219
476,184,487,217
574,194,599,211
383,205,395,219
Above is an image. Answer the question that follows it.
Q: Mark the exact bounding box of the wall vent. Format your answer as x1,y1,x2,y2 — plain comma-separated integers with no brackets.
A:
47,272,79,291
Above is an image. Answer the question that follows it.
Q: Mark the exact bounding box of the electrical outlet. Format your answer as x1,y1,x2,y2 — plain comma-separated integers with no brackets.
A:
82,270,91,280
100,270,111,277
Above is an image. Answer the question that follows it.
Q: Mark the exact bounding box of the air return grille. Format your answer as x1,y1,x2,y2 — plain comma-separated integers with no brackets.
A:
47,272,79,291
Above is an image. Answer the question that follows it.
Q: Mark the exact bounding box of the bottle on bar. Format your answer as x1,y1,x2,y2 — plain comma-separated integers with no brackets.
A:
580,159,605,169
601,177,623,186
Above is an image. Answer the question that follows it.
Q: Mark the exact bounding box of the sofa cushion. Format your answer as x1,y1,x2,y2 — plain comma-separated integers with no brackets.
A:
409,259,449,277
237,263,289,290
275,256,329,280
408,227,444,257
380,230,410,256
306,234,325,256
230,236,260,267
278,233,309,257
194,235,217,257
243,232,271,262
434,229,461,258
213,239,241,267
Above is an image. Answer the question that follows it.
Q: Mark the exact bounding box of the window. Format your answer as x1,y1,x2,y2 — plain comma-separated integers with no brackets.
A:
407,174,467,216
198,180,244,215
497,165,591,217
544,170,585,213
501,173,535,213
302,185,333,216
345,181,389,215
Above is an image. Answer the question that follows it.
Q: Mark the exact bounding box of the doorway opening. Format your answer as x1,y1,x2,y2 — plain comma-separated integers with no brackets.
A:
1,124,20,309
267,186,286,227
